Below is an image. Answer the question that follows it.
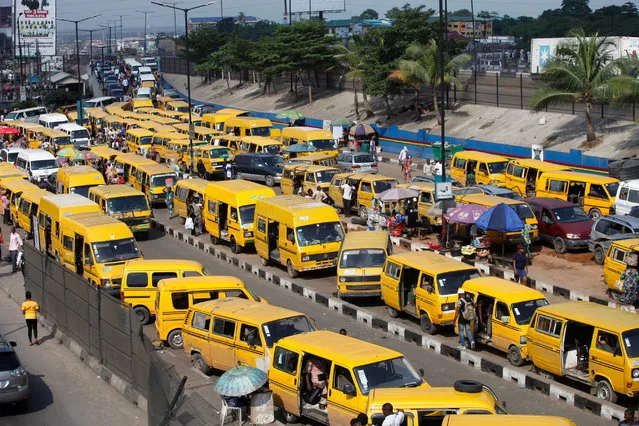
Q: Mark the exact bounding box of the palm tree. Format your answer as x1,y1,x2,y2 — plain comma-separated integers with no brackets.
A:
333,42,373,119
389,40,470,124
530,29,624,142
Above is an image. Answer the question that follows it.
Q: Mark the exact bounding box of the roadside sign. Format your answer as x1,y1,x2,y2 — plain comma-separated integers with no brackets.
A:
435,182,453,201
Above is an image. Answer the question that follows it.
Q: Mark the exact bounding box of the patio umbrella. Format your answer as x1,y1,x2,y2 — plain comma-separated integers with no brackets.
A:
378,187,419,203
56,146,80,158
214,365,268,397
444,204,489,224
0,127,20,135
349,123,376,137
475,203,524,233
276,110,305,121
331,118,354,127
284,143,317,153
73,151,97,162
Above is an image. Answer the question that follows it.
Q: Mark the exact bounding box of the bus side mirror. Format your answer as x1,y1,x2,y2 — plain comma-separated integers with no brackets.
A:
343,383,356,396
419,368,425,377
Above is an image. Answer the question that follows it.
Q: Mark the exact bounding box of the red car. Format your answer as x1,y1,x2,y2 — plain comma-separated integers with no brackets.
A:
525,197,594,253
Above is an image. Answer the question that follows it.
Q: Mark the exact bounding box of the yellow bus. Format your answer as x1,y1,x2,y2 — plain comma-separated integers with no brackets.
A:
280,126,337,157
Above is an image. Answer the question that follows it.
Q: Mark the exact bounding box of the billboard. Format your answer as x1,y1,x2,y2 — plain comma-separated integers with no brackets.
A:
290,0,345,14
531,36,626,74
15,0,56,57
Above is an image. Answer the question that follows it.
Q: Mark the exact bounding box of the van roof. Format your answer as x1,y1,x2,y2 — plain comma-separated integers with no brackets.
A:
18,149,55,160
226,116,272,127
387,252,478,274
124,259,202,271
89,185,145,198
41,129,69,137
58,165,102,177
115,153,156,165
337,172,397,182
19,188,48,203
193,297,304,324
62,211,133,236
283,127,333,138
537,301,639,332
242,136,281,145
57,123,87,131
542,170,618,183
157,276,244,292
3,179,39,193
41,194,99,210
175,178,209,193
525,197,578,209
397,182,435,192
205,179,276,204
454,151,509,162
126,128,154,137
463,277,546,303
341,230,388,251
620,179,639,187
283,164,337,173
216,108,248,116
137,163,176,174
456,194,525,206
0,168,28,180
509,158,571,171
368,387,495,410
277,330,403,367
256,195,340,222
439,415,575,426
87,96,113,102
39,113,68,121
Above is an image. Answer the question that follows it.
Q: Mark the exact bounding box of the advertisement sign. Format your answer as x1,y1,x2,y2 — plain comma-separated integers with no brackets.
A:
531,37,620,74
15,0,56,57
531,144,544,161
290,0,345,13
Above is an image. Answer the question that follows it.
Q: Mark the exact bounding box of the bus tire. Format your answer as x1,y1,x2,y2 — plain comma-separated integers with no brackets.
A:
167,329,184,349
283,411,299,423
210,234,219,245
420,313,437,335
286,259,299,278
190,353,212,375
230,237,240,254
507,346,525,367
133,306,151,325
388,307,399,318
595,378,617,403
589,208,602,220
260,256,269,267
454,380,483,393
594,246,605,264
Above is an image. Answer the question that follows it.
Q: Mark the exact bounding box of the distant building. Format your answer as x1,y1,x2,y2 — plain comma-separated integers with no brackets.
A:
325,19,392,39
429,15,495,39
188,16,260,32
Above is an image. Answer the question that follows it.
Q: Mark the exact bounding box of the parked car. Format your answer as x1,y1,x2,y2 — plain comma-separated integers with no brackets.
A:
588,215,639,263
473,184,524,201
163,89,179,98
411,175,463,188
615,179,639,216
234,153,283,187
336,151,378,173
192,104,216,116
525,197,593,253
0,334,28,409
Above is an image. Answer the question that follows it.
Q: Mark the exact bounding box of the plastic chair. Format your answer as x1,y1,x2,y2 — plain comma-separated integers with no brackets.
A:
220,399,243,425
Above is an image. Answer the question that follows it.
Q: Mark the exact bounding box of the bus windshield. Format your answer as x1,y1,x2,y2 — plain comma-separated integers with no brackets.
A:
92,237,141,263
309,139,335,151
251,127,271,137
107,195,149,214
295,222,344,247
261,315,315,347
151,173,177,188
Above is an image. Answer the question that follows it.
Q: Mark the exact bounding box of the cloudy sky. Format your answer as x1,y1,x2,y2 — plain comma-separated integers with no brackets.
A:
53,0,633,32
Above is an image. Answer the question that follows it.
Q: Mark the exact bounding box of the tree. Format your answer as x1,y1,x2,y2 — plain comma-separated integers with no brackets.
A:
529,29,624,142
333,40,371,119
358,8,379,20
561,0,591,17
180,24,226,65
389,40,470,123
477,10,495,19
451,9,472,16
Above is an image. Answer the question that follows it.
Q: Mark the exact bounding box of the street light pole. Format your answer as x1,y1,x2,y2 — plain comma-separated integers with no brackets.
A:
470,0,477,104
151,1,216,173
438,0,447,183
99,24,112,54
80,29,100,66
16,13,23,91
136,11,155,54
57,14,100,112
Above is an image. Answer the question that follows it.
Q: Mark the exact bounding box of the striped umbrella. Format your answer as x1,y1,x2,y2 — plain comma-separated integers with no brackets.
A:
213,365,267,397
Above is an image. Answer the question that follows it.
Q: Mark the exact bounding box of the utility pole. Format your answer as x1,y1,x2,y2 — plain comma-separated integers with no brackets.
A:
80,29,100,66
220,0,223,18
116,15,124,54
99,24,112,55
136,11,154,54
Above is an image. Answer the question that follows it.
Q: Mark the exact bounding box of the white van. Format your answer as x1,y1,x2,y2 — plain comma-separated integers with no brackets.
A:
140,57,158,70
139,74,156,85
57,123,91,147
6,106,47,123
39,113,69,129
0,147,25,164
135,87,153,100
84,96,114,109
15,149,58,181
138,66,153,76
616,179,639,215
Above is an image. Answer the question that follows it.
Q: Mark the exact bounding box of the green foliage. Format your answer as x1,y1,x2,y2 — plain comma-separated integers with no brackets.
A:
357,9,379,20
451,9,472,16
12,99,37,110
561,0,591,17
181,24,226,64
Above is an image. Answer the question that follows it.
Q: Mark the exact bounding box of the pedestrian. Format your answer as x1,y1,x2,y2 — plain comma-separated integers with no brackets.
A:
521,223,532,263
340,180,354,217
466,169,476,186
370,134,377,155
381,403,404,426
9,227,22,273
398,146,408,171
0,227,3,259
22,291,40,346
165,185,174,219
454,288,475,350
434,159,442,176
403,156,413,183
2,190,9,225
513,244,529,285
619,408,635,426
339,328,347,336
191,196,203,236
313,185,327,203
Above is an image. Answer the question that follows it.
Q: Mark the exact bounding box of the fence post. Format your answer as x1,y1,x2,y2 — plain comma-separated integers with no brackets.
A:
519,74,523,110
474,70,477,104
634,100,636,121
453,83,457,103
572,101,574,115
97,287,103,363
496,73,499,107
601,103,604,118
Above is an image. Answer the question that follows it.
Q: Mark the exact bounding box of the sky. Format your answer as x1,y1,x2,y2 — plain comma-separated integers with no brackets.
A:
51,0,634,32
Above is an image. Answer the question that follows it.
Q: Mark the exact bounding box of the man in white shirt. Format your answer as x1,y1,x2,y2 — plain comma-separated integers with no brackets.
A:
398,146,408,170
9,227,23,273
381,403,404,426
340,180,354,217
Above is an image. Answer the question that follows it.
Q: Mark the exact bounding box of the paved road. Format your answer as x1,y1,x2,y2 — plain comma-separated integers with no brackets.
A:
0,267,146,426
138,227,613,425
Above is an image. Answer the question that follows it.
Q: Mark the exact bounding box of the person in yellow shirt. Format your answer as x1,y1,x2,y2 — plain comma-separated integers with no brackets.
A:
21,291,40,346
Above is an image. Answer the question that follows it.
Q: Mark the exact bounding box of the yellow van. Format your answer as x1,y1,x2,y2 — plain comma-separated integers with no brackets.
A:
0,161,13,169
55,165,105,197
397,182,442,232
137,107,162,116
151,131,184,161
238,136,282,155
177,112,202,126
328,172,398,219
131,98,154,112
456,194,539,243
88,185,151,238
527,301,639,403
25,125,47,149
536,170,619,219
460,277,549,366
105,103,127,115
120,259,208,324
67,111,89,128
173,178,209,222
125,128,154,154
254,195,345,277
201,111,244,132
603,238,639,290
166,100,189,113
280,127,337,156
157,277,264,349
165,139,208,161
450,151,510,186
90,146,121,162
288,153,338,167
381,252,481,334
204,180,276,253
58,212,142,295
504,159,571,197
41,129,74,153
103,114,124,131
5,179,40,225
149,115,181,128
86,108,108,134
336,230,391,299
112,153,155,187
441,415,575,426
280,164,340,196
224,116,275,138
0,168,28,189
36,194,101,259
15,188,48,237
132,163,178,205
215,135,242,153
269,330,427,425
184,145,234,179
366,383,508,425
184,297,313,374
156,96,175,111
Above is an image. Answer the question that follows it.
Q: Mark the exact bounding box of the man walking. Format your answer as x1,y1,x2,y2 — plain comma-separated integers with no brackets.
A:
398,146,408,171
513,244,529,285
340,180,354,218
454,288,475,350
22,291,40,345
9,227,22,273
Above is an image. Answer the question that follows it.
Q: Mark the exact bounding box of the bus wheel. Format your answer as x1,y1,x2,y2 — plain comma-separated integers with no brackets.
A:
133,306,151,325
287,260,299,278
359,205,368,220
507,346,525,366
283,411,299,423
260,256,269,267
230,237,240,254
167,329,184,349
420,313,437,335
210,235,219,245
589,208,602,220
387,307,399,318
594,246,605,264
595,379,617,403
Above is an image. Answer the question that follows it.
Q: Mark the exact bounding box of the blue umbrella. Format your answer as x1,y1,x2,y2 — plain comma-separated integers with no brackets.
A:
475,203,524,232
214,365,268,397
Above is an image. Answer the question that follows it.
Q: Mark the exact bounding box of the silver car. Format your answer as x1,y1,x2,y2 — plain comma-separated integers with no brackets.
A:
588,215,639,264
0,334,28,409
337,152,378,174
